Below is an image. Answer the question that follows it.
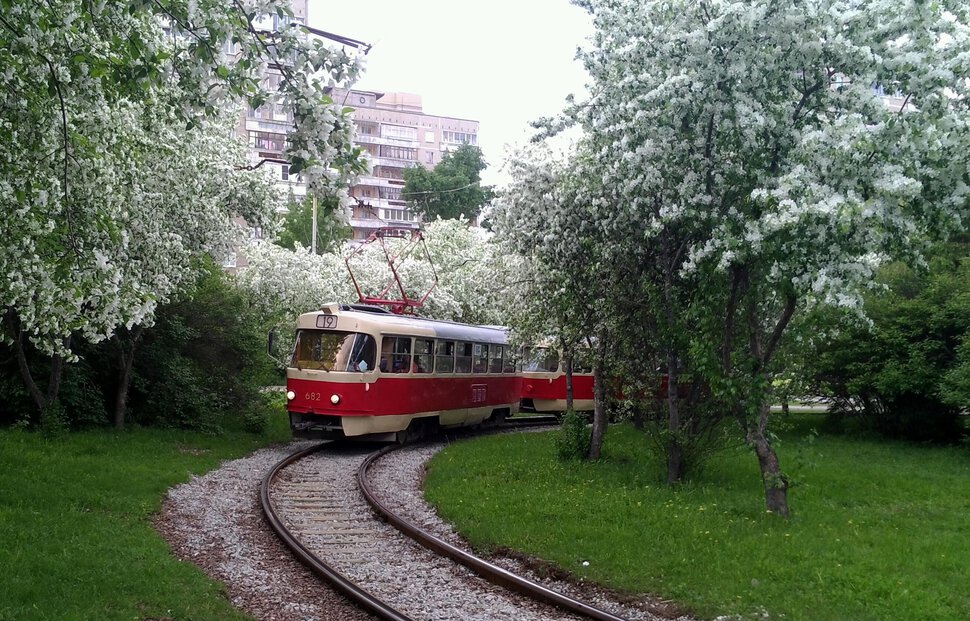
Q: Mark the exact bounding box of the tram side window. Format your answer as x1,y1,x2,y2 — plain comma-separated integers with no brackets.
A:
503,349,516,373
346,334,377,372
455,341,473,373
522,347,561,373
473,343,489,373
542,349,560,372
436,340,455,373
489,345,504,373
380,336,412,373
413,339,433,373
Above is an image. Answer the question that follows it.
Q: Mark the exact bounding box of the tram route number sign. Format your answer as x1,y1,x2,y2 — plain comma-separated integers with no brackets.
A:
316,315,338,329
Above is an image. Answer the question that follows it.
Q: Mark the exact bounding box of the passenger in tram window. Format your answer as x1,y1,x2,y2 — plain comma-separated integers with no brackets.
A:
379,337,393,372
390,336,412,373
412,340,433,374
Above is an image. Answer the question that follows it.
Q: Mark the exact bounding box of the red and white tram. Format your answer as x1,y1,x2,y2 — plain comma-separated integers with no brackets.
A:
519,345,595,413
285,303,520,441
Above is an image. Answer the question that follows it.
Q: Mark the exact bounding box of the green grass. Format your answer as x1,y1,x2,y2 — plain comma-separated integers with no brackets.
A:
424,417,970,620
0,405,292,621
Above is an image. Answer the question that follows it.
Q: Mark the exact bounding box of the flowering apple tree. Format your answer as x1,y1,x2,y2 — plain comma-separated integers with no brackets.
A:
515,0,969,515
0,0,368,420
236,218,514,365
494,145,627,458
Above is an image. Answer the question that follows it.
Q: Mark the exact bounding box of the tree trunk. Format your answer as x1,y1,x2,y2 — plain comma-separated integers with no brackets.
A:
748,403,790,517
564,352,574,413
7,311,68,424
662,260,684,484
588,338,609,459
665,349,684,485
113,349,133,430
113,326,143,430
13,327,47,415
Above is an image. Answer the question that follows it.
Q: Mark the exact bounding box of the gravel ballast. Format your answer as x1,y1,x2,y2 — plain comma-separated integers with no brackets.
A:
156,436,696,621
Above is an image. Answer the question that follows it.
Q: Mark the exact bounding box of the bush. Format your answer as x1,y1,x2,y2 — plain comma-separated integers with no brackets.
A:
1,262,275,433
809,241,970,443
0,340,110,430
555,409,592,460
239,403,271,434
126,262,277,432
58,355,111,428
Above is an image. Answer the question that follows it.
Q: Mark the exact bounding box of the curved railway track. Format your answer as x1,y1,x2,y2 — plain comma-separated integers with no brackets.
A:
259,427,633,621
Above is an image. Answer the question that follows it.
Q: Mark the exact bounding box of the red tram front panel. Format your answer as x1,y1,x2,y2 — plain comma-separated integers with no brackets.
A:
287,375,521,417
288,374,521,437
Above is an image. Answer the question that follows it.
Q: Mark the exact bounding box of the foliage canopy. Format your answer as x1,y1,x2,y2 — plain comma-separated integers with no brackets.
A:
403,145,493,221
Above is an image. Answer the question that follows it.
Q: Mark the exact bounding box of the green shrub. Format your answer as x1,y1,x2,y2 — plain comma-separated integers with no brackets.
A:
58,356,111,428
239,403,271,434
2,262,276,433
39,401,69,438
555,409,592,460
809,240,970,443
126,261,277,432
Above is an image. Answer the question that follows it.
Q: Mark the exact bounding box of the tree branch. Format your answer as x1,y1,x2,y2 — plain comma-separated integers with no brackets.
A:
761,293,797,369
722,264,746,372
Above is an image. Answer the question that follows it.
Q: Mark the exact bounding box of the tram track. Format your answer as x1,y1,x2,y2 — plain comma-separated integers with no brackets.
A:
259,424,637,621
260,442,410,621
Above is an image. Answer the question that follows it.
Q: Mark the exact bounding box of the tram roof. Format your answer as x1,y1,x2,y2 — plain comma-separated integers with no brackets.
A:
299,303,509,344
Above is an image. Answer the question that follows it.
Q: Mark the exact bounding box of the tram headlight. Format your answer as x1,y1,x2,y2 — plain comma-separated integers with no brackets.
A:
286,390,296,401
330,394,341,405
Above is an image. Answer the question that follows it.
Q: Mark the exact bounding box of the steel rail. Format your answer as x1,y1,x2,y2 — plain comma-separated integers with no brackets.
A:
501,415,561,427
357,445,631,621
259,443,414,621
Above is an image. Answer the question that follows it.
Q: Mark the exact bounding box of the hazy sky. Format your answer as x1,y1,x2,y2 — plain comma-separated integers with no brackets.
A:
306,0,592,185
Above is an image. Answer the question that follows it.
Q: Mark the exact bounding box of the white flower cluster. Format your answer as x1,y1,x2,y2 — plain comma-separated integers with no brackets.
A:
234,219,516,357
500,0,969,322
0,0,365,358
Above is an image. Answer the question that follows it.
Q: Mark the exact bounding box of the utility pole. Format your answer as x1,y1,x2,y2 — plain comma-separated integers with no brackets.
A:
311,195,318,254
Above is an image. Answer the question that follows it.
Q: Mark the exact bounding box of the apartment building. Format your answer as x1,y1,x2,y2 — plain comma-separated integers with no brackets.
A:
238,1,480,243
241,1,310,206
329,88,480,241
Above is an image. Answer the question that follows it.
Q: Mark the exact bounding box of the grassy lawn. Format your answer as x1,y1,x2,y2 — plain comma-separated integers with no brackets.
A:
424,417,970,620
0,407,291,621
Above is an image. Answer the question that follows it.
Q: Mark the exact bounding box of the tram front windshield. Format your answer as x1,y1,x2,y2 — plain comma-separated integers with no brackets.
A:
291,330,377,372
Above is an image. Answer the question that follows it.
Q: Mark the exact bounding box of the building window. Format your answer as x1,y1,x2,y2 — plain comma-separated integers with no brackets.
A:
380,125,417,141
376,166,405,180
379,145,417,161
383,208,415,222
442,131,477,145
281,164,289,181
252,131,286,153
379,187,402,201
424,131,435,143
426,151,434,164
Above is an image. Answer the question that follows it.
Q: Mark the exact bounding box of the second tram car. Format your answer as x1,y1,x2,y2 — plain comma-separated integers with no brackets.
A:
519,345,595,413
285,304,520,441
